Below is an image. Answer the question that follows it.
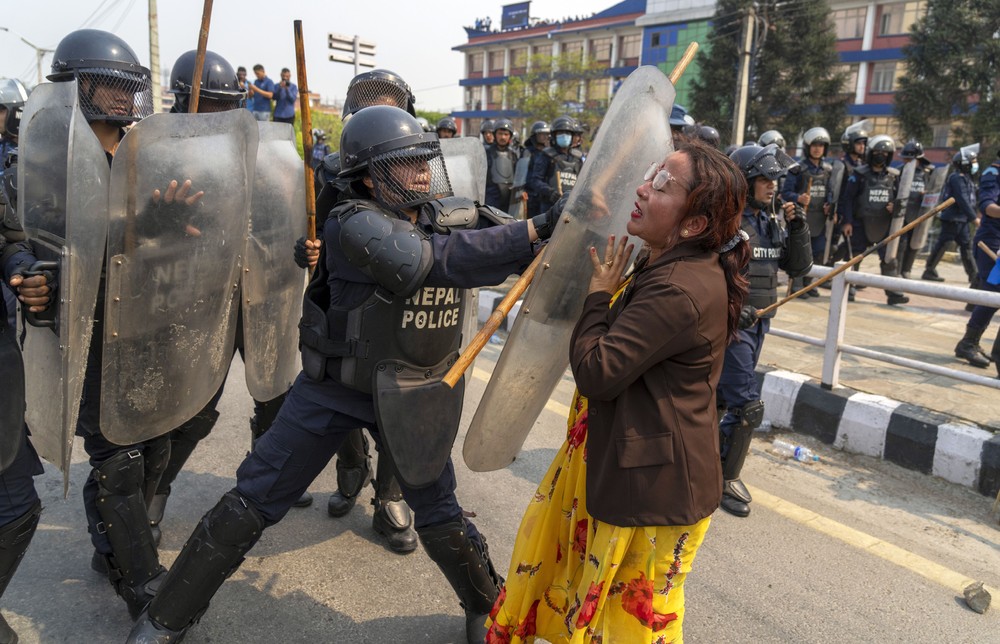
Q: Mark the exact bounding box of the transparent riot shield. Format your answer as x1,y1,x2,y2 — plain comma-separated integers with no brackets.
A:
18,81,109,489
243,122,306,402
101,109,258,444
884,160,916,264
910,166,949,250
441,137,486,204
464,66,676,472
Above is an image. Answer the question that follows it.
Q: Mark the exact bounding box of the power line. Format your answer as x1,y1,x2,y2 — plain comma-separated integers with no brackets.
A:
110,0,139,32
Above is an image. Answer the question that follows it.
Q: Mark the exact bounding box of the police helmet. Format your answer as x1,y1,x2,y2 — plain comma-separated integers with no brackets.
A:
669,104,694,128
697,125,721,147
757,130,786,149
339,105,453,210
952,142,980,173
729,143,797,182
551,115,575,134
415,116,431,132
341,69,415,119
0,79,29,137
311,128,326,141
493,117,514,133
435,117,457,134
480,119,495,134
530,120,550,135
802,126,831,155
864,135,895,167
169,49,245,113
48,29,153,124
899,140,923,160
842,119,871,152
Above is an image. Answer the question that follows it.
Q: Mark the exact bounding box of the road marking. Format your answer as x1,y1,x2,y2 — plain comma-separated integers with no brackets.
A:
471,367,571,418
749,485,998,598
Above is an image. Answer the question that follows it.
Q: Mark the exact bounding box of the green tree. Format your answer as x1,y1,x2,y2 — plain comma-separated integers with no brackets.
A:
692,0,847,146
895,0,1000,150
502,52,614,141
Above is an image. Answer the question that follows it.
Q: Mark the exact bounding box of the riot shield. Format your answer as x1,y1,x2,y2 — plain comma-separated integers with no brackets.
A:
463,66,675,472
441,137,486,204
910,166,949,250
243,122,305,402
18,81,108,487
823,159,846,263
884,160,915,265
101,109,258,445
508,156,531,219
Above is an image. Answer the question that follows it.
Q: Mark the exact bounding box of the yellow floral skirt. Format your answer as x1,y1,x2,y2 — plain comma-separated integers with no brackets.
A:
486,393,711,644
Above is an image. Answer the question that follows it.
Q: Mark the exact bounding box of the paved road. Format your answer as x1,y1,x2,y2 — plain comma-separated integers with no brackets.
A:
6,339,998,643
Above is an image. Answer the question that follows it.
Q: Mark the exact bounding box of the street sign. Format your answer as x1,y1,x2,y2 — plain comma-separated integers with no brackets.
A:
328,33,376,76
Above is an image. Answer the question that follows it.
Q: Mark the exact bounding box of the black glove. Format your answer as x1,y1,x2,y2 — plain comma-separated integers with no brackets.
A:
293,236,310,269
531,194,569,241
738,305,758,330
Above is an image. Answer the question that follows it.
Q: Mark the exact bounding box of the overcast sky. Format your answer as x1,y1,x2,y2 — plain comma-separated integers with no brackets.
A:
1,0,619,112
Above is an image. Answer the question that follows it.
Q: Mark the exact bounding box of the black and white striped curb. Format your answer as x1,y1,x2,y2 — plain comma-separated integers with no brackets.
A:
477,290,1000,498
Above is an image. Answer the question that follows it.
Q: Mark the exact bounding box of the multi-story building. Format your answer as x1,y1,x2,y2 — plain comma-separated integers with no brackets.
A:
455,1,942,159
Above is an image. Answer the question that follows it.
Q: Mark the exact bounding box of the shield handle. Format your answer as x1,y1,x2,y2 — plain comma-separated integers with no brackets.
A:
443,248,546,388
22,260,59,330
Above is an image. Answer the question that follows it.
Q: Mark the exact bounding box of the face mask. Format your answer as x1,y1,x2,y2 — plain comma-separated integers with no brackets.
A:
555,133,572,149
870,153,887,167
971,162,979,174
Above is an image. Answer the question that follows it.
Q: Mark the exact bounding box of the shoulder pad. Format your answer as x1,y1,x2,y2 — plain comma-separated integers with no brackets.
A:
983,166,999,177
570,149,584,160
429,196,479,233
542,147,559,159
323,152,341,176
478,205,515,227
822,162,833,173
887,166,900,177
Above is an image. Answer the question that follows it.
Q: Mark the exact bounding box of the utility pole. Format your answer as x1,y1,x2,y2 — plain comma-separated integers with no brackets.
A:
148,0,163,113
0,27,53,86
731,3,756,146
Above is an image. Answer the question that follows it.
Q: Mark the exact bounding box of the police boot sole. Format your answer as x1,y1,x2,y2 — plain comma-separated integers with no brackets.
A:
921,273,945,282
955,347,990,368
127,612,188,644
373,515,418,554
327,492,358,518
720,494,751,518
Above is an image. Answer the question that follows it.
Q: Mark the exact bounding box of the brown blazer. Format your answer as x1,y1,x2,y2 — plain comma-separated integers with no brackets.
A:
570,242,727,526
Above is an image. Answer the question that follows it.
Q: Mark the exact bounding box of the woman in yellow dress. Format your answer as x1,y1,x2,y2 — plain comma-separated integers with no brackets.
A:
487,138,751,643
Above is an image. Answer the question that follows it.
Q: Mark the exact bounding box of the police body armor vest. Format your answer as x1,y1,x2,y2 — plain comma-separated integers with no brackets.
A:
803,161,832,233
544,147,583,194
742,209,785,318
855,165,898,241
488,145,518,206
299,199,466,394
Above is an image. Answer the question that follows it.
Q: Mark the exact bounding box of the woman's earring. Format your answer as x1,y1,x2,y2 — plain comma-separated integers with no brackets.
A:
681,229,689,237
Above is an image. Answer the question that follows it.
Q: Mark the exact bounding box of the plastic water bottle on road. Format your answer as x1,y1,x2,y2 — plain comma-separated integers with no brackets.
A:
770,439,819,462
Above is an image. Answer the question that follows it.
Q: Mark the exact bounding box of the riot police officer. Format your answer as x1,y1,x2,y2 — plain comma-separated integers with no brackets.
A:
841,134,909,305
436,116,457,139
896,140,935,279
958,148,1000,375
781,126,834,295
0,78,28,329
668,103,695,138
304,68,420,554
128,105,563,644
485,117,518,211
33,28,163,619
147,49,315,549
758,129,786,151
720,144,812,517
480,119,495,146
527,114,583,213
0,95,45,644
923,144,980,285
521,120,550,218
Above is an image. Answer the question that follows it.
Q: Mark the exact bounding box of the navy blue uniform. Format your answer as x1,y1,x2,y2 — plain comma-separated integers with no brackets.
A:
527,146,582,212
237,209,535,531
970,160,1000,330
929,171,979,283
781,157,834,259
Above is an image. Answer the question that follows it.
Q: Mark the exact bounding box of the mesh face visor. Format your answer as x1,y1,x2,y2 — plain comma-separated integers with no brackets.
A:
342,78,412,117
369,140,453,210
76,66,153,124
748,145,798,181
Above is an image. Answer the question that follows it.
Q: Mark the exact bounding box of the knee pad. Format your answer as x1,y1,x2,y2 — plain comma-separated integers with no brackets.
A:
739,400,765,431
206,491,265,549
95,449,145,497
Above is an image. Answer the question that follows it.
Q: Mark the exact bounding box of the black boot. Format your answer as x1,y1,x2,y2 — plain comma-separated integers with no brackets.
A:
93,450,167,619
418,520,502,644
327,429,371,518
900,246,919,279
371,450,417,554
881,260,909,306
955,326,991,368
719,401,763,518
0,501,41,644
127,491,264,643
922,244,946,281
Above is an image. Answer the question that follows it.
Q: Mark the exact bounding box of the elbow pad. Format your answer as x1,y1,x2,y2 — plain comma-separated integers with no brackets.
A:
783,218,813,278
428,196,480,233
339,205,433,298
